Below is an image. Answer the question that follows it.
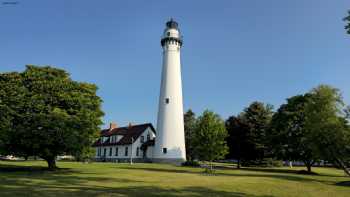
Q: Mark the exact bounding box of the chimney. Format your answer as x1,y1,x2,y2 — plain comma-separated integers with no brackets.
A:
128,122,133,129
109,122,117,131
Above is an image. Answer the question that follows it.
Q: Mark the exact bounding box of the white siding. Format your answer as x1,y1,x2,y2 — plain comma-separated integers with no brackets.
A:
94,126,156,160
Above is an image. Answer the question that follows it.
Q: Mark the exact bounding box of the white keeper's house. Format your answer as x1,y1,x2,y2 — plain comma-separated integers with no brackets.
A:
92,123,156,162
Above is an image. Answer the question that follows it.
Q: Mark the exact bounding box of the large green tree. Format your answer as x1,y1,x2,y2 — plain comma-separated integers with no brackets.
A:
184,109,197,161
193,110,228,170
304,85,350,175
269,94,318,172
0,65,104,169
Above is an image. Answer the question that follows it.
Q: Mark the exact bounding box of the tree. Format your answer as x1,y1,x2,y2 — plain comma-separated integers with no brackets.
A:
225,114,249,168
184,109,197,161
344,10,350,34
269,94,318,172
240,102,273,165
0,65,104,169
193,110,228,170
304,85,350,175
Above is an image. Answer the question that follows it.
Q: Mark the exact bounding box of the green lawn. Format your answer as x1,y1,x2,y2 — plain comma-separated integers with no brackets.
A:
0,161,349,197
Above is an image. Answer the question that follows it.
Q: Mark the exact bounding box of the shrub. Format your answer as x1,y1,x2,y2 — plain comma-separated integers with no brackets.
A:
182,160,200,167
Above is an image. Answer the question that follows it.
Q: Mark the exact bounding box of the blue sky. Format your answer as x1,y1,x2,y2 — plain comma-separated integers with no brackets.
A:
1,0,349,127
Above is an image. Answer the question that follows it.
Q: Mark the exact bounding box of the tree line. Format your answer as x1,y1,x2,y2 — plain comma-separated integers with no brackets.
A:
184,85,350,175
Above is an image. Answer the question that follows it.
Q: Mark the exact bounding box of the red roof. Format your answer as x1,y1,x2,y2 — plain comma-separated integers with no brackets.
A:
92,123,156,147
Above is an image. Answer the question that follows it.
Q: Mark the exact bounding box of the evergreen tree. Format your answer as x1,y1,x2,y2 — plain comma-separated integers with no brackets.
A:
240,102,273,165
184,109,197,161
225,114,250,168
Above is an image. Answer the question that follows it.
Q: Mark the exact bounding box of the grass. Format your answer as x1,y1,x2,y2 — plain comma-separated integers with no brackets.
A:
0,161,349,197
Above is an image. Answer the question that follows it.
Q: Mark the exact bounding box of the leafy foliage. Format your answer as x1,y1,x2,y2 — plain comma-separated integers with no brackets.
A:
193,110,228,169
269,94,317,172
304,85,350,175
0,65,104,169
344,10,350,34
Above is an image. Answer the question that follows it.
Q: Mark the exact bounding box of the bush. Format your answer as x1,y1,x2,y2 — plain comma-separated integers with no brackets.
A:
204,167,215,174
241,158,283,167
263,158,284,167
182,160,200,167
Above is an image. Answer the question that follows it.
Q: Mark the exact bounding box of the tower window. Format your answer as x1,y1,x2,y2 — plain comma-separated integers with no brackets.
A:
163,148,167,154
165,98,169,104
167,32,170,36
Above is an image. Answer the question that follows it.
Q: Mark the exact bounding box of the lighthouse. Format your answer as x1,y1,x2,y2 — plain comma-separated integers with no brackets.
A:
153,19,186,164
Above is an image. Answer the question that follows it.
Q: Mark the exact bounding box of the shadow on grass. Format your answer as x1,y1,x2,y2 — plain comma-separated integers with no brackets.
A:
0,183,273,197
0,163,72,173
335,181,350,187
231,167,319,175
0,163,275,197
118,166,336,184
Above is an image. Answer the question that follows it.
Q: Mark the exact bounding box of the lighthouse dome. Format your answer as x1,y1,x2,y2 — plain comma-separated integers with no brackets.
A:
161,18,183,47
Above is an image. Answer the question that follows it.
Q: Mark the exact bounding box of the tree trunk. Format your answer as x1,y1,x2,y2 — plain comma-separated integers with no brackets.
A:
46,157,57,170
335,158,350,176
237,159,241,169
304,160,312,172
306,164,311,172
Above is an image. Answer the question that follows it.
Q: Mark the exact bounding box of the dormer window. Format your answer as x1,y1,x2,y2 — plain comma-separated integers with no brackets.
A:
140,136,144,143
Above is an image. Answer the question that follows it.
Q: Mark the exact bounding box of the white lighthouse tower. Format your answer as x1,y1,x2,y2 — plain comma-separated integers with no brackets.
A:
153,19,186,164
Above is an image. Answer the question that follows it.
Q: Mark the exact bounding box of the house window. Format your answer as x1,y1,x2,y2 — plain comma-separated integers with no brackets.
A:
104,148,106,157
136,147,139,156
163,148,167,154
115,147,118,156
165,98,169,104
125,147,128,156
109,147,112,156
140,136,144,143
97,148,100,156
147,134,150,141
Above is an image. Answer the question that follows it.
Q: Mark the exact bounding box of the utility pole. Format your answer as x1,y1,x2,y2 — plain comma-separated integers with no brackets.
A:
130,137,133,165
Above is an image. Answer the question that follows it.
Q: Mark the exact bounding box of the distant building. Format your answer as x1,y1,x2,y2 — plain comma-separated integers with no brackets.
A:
92,123,156,162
